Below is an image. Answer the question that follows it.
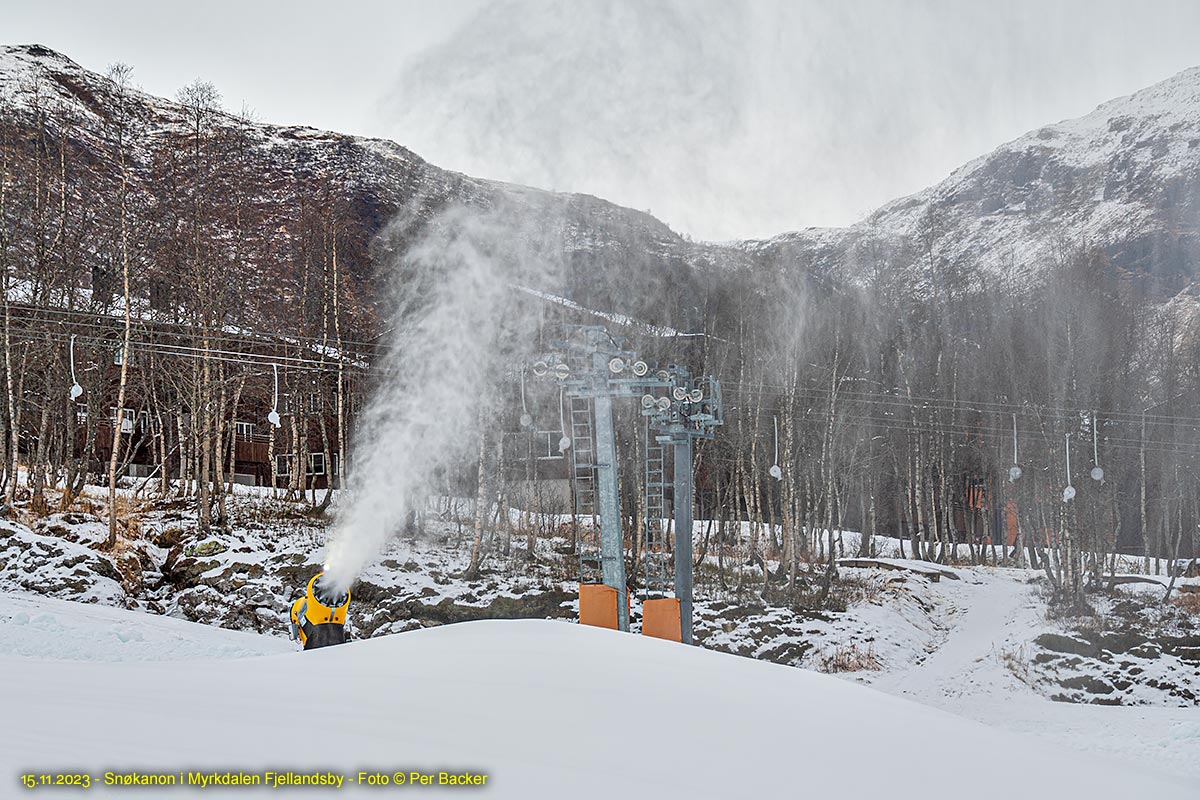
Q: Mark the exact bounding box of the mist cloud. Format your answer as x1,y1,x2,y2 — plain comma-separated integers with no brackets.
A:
380,0,1200,241
321,201,564,592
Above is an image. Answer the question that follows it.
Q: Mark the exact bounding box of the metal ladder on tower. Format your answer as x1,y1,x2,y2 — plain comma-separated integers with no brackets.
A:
643,421,671,596
569,395,601,583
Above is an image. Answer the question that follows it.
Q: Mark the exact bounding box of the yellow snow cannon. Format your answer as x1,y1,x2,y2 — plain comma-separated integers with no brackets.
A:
288,572,350,650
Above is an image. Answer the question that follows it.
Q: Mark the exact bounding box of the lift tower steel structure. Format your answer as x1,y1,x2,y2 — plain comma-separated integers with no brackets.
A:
531,327,721,641
537,327,666,632
641,366,723,644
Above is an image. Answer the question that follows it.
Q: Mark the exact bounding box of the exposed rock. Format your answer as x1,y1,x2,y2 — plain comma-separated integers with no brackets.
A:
1034,633,1097,658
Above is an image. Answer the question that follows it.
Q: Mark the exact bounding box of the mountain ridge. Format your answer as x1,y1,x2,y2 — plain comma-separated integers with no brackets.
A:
0,43,744,336
746,62,1200,293
3,42,1199,324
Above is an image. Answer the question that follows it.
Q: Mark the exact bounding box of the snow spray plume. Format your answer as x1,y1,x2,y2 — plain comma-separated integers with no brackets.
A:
321,203,563,593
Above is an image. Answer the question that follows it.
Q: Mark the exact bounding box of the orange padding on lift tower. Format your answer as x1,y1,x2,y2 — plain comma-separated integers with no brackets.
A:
642,598,682,642
579,584,619,629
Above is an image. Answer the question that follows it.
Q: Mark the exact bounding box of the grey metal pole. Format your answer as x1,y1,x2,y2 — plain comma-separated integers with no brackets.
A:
593,392,628,631
673,435,694,644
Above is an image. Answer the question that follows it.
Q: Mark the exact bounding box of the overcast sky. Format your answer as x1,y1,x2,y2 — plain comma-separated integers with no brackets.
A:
4,0,486,131
7,0,1200,240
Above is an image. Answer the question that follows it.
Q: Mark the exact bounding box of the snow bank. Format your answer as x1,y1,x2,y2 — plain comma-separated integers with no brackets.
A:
1,602,1190,799
0,592,291,662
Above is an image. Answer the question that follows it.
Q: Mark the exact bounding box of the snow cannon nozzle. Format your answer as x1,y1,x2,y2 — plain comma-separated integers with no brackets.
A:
312,574,349,610
288,571,351,650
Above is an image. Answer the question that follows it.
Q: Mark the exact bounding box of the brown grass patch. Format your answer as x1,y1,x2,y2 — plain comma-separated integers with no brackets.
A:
1170,591,1200,615
816,642,880,673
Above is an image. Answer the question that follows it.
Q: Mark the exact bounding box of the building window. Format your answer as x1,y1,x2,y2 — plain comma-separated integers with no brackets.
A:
113,344,127,366
234,421,254,439
536,430,566,461
308,393,322,413
276,453,327,476
110,407,135,433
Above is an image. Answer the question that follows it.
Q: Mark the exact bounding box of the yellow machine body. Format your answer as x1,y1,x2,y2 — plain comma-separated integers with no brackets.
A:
289,596,308,646
289,572,350,649
304,573,350,624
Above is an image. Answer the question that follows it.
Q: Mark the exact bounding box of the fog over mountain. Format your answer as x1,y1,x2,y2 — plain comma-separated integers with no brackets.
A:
382,0,1200,241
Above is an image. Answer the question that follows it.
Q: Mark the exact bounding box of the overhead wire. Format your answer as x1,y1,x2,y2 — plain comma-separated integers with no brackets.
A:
9,298,1200,460
2,325,361,374
724,378,1200,428
3,316,355,367
727,382,1200,438
720,387,1200,461
2,302,381,360
727,384,1200,448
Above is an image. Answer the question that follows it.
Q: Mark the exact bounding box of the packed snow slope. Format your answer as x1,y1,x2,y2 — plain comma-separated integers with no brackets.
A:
1,596,1191,799
0,592,291,662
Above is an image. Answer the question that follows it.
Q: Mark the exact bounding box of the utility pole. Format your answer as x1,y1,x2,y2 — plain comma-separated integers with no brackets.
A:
534,327,662,632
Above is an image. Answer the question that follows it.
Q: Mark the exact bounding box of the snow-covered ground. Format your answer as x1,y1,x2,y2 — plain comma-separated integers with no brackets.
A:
0,592,290,662
1,594,1193,799
866,570,1200,778
1,489,1196,793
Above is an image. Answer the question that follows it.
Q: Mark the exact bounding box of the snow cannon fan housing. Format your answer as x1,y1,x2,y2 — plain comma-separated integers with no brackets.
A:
289,572,350,650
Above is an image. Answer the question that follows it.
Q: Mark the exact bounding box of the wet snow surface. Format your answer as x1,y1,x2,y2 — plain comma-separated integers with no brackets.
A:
0,592,290,662
1,604,1194,799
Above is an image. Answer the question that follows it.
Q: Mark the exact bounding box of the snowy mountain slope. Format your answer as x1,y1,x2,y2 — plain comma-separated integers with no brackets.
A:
3,43,1199,328
0,44,747,336
381,1,1200,244
2,600,1193,799
746,66,1200,290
